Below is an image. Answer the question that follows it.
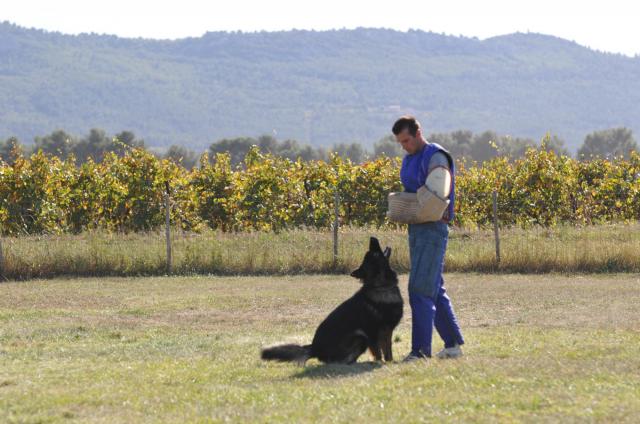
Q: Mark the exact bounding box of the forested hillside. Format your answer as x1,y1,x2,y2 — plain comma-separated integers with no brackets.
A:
1,22,639,151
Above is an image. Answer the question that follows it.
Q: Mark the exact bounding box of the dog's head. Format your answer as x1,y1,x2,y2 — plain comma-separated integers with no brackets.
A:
350,237,397,287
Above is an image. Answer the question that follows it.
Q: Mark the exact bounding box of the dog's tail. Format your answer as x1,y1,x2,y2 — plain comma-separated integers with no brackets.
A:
261,344,312,363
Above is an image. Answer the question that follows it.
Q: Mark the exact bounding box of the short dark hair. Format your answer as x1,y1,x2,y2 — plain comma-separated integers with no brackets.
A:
392,116,421,136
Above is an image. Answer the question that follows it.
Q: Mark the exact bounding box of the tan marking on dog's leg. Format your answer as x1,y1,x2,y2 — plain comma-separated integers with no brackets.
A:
369,344,382,361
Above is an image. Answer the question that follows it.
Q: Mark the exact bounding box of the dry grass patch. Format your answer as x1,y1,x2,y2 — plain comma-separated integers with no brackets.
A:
2,223,640,280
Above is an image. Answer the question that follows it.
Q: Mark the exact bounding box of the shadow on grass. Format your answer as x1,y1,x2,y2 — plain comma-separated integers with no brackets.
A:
293,361,382,379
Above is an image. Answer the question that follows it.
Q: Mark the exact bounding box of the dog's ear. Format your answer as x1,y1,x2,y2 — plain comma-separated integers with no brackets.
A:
350,267,365,280
383,247,391,259
369,237,382,253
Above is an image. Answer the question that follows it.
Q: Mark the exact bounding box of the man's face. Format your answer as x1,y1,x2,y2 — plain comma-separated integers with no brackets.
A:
395,128,423,155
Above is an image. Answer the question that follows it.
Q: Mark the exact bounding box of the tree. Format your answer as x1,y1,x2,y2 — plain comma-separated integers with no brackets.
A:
0,136,24,165
113,131,145,156
273,139,303,161
209,137,255,166
257,135,278,154
373,135,403,158
299,145,327,161
33,130,76,158
209,135,327,165
497,136,536,158
470,131,500,162
73,128,111,162
165,145,198,169
577,127,638,159
254,135,325,161
65,129,145,163
447,130,474,159
540,134,570,156
426,132,453,150
331,142,368,163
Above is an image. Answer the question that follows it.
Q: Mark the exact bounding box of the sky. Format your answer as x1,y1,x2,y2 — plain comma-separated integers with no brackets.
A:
2,0,639,57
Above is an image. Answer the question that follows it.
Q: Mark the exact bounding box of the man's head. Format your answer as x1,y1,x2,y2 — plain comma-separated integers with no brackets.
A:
392,116,426,155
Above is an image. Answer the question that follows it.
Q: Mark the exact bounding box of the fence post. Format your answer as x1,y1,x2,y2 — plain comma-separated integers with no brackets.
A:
165,181,172,274
333,188,339,268
0,233,4,280
492,190,501,265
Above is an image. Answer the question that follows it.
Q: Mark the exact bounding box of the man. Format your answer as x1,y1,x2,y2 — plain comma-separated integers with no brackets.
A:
392,116,465,361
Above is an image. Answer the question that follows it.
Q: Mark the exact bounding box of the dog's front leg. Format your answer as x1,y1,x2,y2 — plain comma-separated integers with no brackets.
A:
368,341,383,362
380,329,393,362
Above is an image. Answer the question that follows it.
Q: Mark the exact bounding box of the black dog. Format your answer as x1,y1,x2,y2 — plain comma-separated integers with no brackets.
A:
261,237,403,364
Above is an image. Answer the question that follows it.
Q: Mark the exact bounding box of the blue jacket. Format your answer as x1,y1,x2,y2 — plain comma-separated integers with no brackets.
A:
400,142,456,222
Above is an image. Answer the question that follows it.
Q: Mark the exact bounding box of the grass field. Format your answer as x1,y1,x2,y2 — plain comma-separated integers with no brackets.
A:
1,273,639,422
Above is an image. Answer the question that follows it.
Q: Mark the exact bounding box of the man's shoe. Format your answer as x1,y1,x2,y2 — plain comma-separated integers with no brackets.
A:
436,344,463,359
402,352,428,363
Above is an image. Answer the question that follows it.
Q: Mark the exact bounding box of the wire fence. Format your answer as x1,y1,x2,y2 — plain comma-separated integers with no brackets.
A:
1,189,639,281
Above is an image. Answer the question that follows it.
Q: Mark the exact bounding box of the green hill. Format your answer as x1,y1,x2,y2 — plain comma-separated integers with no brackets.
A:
1,22,638,151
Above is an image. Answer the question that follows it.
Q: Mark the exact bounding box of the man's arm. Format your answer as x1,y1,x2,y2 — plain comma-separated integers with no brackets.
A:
425,152,452,199
415,151,452,222
428,151,450,172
